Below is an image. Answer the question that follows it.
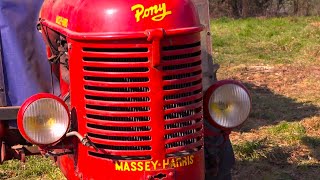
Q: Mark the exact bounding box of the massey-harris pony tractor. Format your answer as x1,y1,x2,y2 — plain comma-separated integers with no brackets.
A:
0,0,251,179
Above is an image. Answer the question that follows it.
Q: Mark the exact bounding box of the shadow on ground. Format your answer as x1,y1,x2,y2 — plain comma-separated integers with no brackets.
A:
232,143,320,180
301,136,320,160
231,82,320,179
237,82,320,132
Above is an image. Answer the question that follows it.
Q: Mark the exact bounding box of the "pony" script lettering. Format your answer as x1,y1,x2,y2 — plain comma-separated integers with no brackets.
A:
131,3,172,22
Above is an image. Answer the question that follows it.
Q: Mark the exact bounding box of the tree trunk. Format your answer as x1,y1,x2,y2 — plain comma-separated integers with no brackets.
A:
242,0,250,17
228,0,241,18
305,0,311,16
293,0,299,15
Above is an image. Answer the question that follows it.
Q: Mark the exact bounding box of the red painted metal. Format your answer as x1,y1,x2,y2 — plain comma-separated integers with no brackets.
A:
17,93,70,146
40,0,200,38
203,80,252,130
39,0,205,179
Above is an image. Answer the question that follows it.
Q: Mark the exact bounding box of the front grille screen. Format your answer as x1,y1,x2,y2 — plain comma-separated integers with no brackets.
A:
162,41,203,157
82,45,152,160
79,37,203,160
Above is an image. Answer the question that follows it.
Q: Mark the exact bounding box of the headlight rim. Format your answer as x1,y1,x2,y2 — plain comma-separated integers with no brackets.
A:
204,80,251,130
17,93,70,146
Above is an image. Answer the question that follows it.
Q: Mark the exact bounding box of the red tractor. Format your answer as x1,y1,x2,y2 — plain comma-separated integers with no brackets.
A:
0,0,251,179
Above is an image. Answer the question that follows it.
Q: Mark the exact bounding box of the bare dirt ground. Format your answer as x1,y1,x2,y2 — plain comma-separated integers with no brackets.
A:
217,64,320,179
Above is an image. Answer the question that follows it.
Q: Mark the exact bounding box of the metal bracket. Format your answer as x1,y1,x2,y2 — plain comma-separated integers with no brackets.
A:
0,106,20,120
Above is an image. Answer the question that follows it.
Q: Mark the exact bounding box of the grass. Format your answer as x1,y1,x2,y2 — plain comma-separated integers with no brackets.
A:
233,139,267,161
213,16,320,179
268,121,306,143
0,156,64,180
212,16,320,66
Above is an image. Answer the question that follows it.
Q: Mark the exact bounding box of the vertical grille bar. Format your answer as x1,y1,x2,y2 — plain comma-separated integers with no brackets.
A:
81,44,153,160
162,35,204,157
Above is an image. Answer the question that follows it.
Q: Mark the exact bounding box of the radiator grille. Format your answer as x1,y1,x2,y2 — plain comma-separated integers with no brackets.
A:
87,123,151,131
86,105,150,112
83,57,148,62
88,133,151,141
83,47,148,52
79,36,203,160
162,41,203,157
82,44,152,160
85,86,149,92
86,114,150,122
85,95,150,102
88,152,151,160
84,67,149,72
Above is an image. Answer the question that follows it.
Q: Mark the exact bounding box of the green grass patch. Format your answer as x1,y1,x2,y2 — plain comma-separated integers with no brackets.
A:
233,139,267,161
268,121,306,143
0,156,64,180
211,17,320,65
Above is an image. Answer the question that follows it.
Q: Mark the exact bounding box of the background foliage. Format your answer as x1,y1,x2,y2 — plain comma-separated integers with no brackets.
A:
209,0,320,18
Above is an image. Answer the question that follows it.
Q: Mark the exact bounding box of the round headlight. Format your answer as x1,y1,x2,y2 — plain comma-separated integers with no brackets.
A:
18,93,70,145
204,80,251,130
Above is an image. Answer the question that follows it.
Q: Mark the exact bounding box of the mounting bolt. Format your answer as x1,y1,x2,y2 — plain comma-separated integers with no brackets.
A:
168,172,174,177
207,32,211,36
78,173,83,180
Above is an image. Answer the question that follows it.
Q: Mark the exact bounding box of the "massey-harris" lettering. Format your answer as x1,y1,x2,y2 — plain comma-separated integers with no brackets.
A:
115,155,194,171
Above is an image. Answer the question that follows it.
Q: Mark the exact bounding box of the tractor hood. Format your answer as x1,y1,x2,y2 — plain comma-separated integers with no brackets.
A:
40,0,201,34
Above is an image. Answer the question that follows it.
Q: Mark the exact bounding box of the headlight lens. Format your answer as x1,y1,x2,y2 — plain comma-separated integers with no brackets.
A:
205,80,251,129
18,94,70,145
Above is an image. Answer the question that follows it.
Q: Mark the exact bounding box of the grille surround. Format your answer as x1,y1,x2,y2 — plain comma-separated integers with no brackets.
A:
70,33,203,161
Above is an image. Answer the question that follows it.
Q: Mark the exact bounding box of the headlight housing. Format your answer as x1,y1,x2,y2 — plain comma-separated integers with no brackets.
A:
204,80,251,130
18,93,70,145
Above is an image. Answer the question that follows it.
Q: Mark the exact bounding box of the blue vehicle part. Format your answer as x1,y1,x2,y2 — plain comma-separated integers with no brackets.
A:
0,0,53,109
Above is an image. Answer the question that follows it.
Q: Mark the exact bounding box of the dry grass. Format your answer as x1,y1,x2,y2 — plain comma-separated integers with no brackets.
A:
224,64,320,180
214,17,320,180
